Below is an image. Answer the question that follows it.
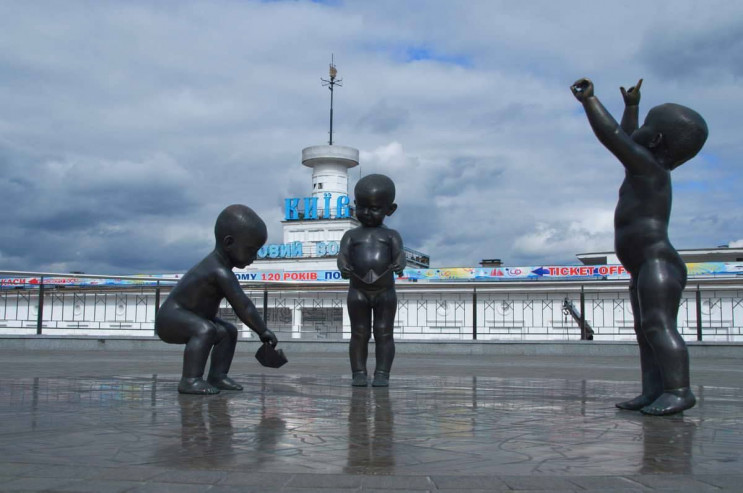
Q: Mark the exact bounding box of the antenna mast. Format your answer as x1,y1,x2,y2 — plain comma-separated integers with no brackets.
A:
321,54,342,145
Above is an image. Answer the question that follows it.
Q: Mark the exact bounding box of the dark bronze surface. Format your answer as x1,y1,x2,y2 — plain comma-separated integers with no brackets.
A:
572,78,708,415
339,174,406,385
155,205,277,395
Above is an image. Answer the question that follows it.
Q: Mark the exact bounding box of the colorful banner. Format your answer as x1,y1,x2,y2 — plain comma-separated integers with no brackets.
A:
401,265,629,281
2,262,742,288
687,262,743,277
402,263,743,282
0,274,180,288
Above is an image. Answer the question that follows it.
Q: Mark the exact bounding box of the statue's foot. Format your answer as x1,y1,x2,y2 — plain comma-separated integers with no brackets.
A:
372,371,389,387
641,388,696,416
616,393,660,411
352,372,368,387
207,375,243,391
178,377,220,395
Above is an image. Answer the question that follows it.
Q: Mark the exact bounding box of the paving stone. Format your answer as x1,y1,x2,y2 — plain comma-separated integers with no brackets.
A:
286,473,364,488
361,475,434,489
218,471,291,488
500,476,581,491
565,475,647,490
362,489,432,493
207,486,270,493
93,465,168,481
625,474,724,491
0,463,42,477
150,468,228,484
49,479,143,492
3,476,81,491
694,474,743,490
126,482,213,493
430,490,509,493
505,490,580,493
431,475,509,490
281,486,361,493
19,464,100,479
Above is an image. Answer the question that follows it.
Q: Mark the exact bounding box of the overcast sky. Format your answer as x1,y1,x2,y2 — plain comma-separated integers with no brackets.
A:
1,0,741,274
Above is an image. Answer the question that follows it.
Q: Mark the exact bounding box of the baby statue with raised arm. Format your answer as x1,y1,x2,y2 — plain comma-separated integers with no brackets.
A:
572,77,708,415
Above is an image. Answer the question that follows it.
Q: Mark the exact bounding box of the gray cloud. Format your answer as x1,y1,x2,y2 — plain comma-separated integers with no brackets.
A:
640,20,743,80
356,100,410,134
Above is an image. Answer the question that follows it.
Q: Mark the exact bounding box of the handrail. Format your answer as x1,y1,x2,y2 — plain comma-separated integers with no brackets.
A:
3,269,743,294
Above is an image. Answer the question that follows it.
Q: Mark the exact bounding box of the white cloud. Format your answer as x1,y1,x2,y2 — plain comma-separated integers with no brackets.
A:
513,209,614,263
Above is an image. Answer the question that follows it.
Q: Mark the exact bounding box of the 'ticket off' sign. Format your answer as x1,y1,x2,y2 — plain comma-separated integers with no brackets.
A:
285,194,351,220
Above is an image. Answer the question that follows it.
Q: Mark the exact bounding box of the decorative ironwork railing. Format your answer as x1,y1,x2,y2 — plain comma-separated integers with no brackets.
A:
1,271,741,342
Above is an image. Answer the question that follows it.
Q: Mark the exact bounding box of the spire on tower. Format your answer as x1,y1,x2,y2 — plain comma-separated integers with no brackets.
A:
321,54,342,145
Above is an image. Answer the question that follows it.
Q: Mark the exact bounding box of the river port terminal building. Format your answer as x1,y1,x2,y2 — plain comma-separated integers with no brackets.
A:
1,145,741,343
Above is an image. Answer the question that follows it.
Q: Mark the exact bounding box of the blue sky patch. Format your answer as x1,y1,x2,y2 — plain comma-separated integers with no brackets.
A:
405,46,471,67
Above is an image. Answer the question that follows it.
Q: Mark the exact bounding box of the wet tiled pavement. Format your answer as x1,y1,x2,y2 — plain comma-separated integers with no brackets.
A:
0,349,742,491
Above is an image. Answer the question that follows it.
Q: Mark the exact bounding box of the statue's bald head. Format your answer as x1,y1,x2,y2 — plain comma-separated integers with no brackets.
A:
354,174,396,205
645,103,708,169
214,204,267,245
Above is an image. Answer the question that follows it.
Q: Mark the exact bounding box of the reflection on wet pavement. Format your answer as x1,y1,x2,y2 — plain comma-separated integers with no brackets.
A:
1,373,741,479
346,387,394,473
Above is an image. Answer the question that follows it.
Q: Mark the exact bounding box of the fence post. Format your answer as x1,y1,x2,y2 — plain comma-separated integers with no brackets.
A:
472,287,477,340
154,281,161,336
36,276,45,335
696,284,703,341
579,285,587,341
263,287,268,319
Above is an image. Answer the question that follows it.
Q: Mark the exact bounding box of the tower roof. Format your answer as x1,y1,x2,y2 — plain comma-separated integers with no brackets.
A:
302,145,359,169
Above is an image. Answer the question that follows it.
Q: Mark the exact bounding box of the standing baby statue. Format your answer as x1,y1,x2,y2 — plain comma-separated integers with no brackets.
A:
338,174,406,387
571,77,708,415
156,204,278,395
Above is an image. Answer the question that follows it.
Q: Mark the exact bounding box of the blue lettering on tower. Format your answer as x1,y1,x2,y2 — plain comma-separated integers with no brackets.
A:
336,195,350,218
283,195,352,221
285,198,300,220
303,197,318,220
291,242,302,257
258,242,304,259
323,193,332,219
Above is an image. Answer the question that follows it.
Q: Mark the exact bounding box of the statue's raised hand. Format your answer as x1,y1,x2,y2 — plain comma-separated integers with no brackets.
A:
571,78,594,102
620,78,643,106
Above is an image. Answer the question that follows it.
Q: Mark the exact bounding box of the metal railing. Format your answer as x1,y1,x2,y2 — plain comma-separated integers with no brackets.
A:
1,271,742,342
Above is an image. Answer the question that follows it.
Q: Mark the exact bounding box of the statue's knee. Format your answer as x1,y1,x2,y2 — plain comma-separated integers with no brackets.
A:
193,323,219,344
219,322,238,341
641,314,680,349
373,330,394,344
350,328,370,342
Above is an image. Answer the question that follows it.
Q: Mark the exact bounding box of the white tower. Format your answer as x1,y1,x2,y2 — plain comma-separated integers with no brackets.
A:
280,58,360,255
302,144,358,217
281,145,359,252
